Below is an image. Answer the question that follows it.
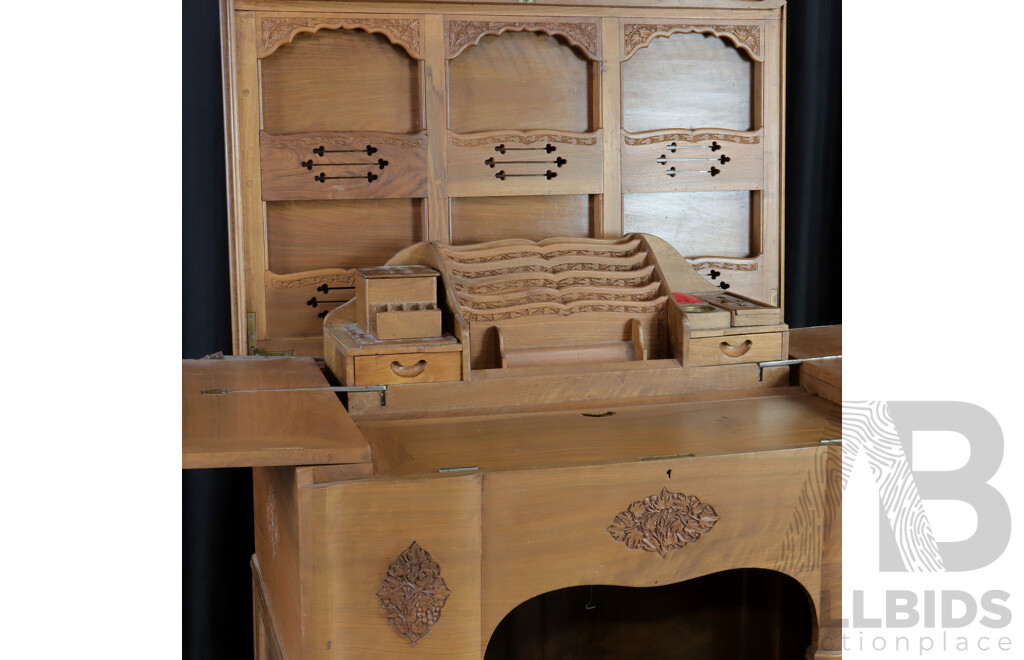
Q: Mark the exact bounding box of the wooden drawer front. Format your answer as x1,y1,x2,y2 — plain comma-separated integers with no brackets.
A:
354,352,461,385
686,332,783,367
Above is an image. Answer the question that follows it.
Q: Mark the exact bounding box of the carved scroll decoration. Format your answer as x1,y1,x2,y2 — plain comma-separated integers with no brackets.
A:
451,133,599,148
451,263,645,279
377,542,451,645
457,274,654,295
688,259,758,272
624,132,760,146
266,270,356,289
447,246,641,264
606,488,719,557
260,17,423,59
623,23,761,61
461,300,666,322
447,20,599,60
464,289,662,308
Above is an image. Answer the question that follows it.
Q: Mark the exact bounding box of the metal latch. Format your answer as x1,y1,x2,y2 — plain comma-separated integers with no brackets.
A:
757,354,842,381
202,383,388,407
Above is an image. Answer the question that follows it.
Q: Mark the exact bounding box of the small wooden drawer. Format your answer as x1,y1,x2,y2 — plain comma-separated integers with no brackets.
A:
353,352,462,385
685,332,784,367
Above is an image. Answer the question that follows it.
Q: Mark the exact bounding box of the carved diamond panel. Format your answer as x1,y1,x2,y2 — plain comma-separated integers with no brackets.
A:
376,541,451,645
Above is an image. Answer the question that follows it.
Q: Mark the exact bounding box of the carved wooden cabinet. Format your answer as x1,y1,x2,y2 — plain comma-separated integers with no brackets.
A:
224,0,786,358
200,0,843,658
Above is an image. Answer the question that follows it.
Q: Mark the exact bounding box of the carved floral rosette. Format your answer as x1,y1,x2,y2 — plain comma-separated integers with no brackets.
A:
377,542,451,645
606,488,719,557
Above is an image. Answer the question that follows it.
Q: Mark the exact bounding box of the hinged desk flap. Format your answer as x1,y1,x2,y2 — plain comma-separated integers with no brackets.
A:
787,324,842,402
183,357,371,469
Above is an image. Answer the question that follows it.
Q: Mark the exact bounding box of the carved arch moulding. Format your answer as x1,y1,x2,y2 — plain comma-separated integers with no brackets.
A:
622,23,762,61
446,19,600,60
259,16,423,59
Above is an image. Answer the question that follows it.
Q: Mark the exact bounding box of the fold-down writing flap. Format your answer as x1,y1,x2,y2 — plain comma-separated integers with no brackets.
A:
183,357,371,469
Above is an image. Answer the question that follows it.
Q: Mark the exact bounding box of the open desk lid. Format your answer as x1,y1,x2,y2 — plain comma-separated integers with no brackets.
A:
182,357,371,469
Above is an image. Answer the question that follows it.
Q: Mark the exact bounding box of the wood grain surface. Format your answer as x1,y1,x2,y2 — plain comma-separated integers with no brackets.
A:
182,357,370,468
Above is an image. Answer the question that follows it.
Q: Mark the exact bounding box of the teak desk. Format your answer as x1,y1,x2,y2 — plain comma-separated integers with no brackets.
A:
184,0,841,657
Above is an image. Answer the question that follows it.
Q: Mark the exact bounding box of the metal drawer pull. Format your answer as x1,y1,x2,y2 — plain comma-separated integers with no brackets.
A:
390,360,427,377
719,340,753,357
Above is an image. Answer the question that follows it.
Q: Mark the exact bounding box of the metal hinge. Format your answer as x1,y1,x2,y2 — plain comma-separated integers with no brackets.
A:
246,313,294,356
770,288,779,307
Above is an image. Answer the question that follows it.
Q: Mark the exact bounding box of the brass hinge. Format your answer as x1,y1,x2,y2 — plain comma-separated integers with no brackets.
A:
770,288,779,307
246,313,294,357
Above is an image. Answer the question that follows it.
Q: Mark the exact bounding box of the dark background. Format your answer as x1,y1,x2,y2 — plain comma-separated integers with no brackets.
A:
182,1,840,656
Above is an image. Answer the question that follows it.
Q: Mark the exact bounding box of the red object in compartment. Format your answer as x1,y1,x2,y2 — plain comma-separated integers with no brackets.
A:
672,293,707,305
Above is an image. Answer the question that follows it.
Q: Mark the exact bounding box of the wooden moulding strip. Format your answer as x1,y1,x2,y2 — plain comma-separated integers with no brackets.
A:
760,16,782,304
447,250,649,275
457,280,663,308
423,13,450,242
438,235,641,261
226,10,268,347
346,361,787,417
220,0,243,354
450,266,658,295
235,2,785,20
600,16,622,237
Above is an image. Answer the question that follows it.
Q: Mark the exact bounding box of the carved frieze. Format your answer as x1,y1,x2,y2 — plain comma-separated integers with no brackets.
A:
624,132,760,146
462,289,662,309
447,247,641,264
451,133,599,147
266,270,356,289
447,20,599,60
623,23,761,61
689,260,759,272
461,300,665,322
457,274,654,295
452,263,644,280
377,542,451,645
606,488,719,557
260,17,423,59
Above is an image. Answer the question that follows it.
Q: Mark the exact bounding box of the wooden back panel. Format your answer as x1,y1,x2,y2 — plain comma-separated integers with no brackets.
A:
221,0,786,356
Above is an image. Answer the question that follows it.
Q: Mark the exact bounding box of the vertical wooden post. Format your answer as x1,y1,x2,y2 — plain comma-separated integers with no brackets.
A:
599,18,622,239
424,15,450,243
224,8,267,349
761,17,783,305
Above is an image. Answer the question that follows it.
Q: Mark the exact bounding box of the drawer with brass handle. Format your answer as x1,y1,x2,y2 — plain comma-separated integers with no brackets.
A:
684,332,784,367
353,352,462,386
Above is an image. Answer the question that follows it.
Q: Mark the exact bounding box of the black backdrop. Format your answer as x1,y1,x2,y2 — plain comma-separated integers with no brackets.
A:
182,1,840,656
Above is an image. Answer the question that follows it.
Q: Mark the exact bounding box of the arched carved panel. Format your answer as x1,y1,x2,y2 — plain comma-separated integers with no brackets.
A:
446,19,600,60
623,23,761,61
259,16,423,59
